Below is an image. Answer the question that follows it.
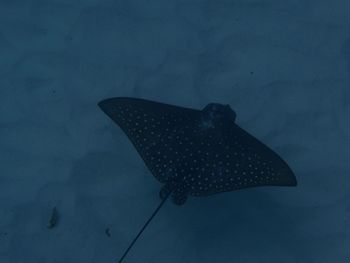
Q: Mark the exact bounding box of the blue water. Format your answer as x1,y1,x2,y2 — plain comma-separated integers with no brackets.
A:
1,0,350,262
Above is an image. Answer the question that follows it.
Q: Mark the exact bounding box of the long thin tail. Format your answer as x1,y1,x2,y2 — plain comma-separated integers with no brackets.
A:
118,192,172,263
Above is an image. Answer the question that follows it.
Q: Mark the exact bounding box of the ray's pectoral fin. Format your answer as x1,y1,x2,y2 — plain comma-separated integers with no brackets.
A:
171,186,188,205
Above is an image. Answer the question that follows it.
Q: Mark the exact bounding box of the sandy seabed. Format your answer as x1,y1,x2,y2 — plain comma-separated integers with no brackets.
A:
1,0,350,262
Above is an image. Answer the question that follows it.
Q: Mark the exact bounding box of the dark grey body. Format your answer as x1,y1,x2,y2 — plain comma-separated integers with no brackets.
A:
99,97,297,205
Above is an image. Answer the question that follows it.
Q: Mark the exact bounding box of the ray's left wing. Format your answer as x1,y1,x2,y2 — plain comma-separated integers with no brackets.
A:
99,97,200,183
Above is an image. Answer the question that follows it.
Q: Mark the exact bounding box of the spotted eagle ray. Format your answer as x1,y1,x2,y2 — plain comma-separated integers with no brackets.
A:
98,97,297,262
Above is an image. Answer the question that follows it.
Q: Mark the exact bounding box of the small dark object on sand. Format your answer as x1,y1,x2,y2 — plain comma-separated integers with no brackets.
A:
105,228,111,237
47,206,59,229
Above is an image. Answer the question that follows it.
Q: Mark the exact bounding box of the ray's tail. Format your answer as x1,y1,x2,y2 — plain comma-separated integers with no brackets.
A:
118,191,172,263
